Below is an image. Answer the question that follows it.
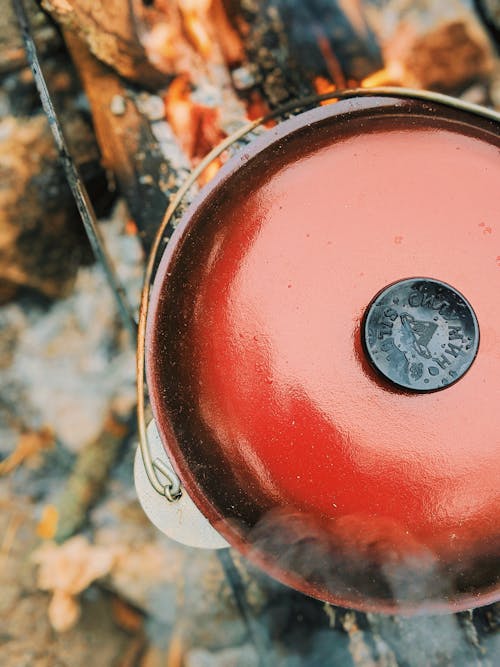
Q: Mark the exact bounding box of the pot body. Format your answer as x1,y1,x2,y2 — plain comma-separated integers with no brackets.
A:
145,96,500,613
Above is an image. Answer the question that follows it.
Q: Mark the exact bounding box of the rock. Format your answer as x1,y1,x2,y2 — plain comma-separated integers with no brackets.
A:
0,493,135,667
0,112,104,303
135,93,166,121
367,0,495,91
110,94,126,116
1,0,114,304
185,644,259,667
13,219,137,450
0,202,141,452
91,483,249,651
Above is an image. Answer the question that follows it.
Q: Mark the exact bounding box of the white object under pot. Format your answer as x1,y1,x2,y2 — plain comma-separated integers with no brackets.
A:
134,420,229,550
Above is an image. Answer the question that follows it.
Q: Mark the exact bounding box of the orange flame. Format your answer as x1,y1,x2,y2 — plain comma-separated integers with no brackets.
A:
179,0,224,58
245,90,275,125
125,220,138,236
313,77,337,105
360,63,404,88
164,74,226,179
198,157,224,187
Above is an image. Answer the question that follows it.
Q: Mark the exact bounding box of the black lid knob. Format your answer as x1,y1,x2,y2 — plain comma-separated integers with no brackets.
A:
362,278,479,392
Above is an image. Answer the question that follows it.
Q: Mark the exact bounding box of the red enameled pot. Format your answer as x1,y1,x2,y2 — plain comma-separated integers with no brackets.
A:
145,95,500,613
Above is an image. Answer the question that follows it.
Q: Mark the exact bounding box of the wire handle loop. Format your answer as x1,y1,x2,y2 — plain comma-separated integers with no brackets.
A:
136,86,500,501
153,458,182,501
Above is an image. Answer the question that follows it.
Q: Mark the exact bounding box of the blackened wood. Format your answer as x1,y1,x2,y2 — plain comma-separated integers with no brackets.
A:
225,0,383,105
63,32,180,253
474,0,500,50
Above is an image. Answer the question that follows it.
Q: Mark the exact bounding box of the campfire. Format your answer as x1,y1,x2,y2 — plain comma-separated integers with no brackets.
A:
1,0,499,665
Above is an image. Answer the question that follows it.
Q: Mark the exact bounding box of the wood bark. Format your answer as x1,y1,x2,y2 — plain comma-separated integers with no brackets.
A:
62,32,176,251
40,0,169,87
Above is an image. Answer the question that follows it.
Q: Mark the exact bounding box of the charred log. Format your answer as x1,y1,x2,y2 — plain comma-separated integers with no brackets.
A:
225,0,383,105
40,0,168,88
474,0,500,50
62,32,183,252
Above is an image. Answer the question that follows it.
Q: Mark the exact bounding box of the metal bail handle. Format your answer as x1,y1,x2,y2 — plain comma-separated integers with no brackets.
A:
134,421,229,549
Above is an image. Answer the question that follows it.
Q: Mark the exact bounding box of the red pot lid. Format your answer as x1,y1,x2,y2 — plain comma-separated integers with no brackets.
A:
146,96,500,613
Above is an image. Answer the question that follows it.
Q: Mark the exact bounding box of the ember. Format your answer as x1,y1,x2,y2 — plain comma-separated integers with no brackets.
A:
313,76,338,104
164,74,226,162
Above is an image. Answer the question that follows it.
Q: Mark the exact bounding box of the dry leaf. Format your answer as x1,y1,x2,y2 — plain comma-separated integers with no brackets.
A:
32,535,119,632
48,589,81,633
36,505,59,540
33,535,117,594
111,596,143,633
140,645,170,667
0,427,54,475
166,633,184,667
0,512,24,557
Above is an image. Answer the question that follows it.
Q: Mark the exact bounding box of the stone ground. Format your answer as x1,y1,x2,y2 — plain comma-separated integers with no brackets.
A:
0,202,254,666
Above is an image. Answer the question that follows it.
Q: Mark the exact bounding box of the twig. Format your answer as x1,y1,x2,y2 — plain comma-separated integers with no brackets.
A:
54,406,133,543
217,549,270,667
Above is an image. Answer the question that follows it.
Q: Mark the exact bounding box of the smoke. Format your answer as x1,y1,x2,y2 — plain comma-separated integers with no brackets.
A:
246,505,456,612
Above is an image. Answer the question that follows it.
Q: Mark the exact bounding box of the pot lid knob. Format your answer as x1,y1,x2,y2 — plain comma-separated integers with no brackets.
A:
362,278,479,392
